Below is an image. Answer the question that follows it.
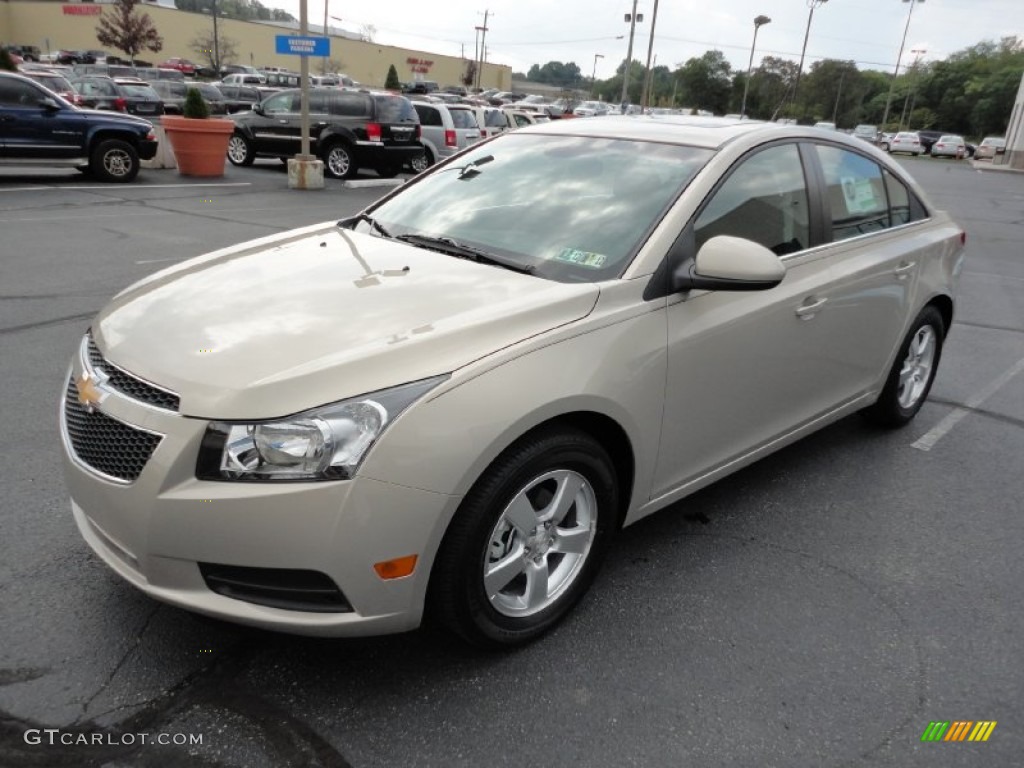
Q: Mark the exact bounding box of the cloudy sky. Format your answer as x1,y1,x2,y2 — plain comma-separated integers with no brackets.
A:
270,0,1022,79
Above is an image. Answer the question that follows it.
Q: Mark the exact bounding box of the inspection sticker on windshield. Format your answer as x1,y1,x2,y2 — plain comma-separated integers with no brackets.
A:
555,248,607,268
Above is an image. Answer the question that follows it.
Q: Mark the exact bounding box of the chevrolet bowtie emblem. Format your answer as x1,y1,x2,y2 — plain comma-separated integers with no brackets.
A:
75,371,106,413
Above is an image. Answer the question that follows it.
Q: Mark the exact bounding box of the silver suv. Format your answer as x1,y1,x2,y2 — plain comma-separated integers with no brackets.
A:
409,101,480,173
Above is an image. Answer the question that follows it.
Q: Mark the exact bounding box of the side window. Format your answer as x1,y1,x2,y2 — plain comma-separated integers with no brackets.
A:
514,114,531,127
883,169,922,226
308,90,328,114
695,144,810,257
0,79,42,105
414,105,442,126
331,93,368,116
262,92,295,114
815,145,888,241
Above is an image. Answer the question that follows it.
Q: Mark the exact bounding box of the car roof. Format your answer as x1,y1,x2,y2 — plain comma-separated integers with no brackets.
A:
515,114,850,151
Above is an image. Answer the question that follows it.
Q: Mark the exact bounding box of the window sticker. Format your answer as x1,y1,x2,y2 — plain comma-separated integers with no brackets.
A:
554,248,608,268
840,175,882,214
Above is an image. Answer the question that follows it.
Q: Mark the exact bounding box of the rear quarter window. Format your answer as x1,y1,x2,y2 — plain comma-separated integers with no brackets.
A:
373,95,418,123
449,109,478,129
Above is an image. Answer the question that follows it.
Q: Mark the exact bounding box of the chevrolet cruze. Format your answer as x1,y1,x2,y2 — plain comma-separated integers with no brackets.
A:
61,117,964,647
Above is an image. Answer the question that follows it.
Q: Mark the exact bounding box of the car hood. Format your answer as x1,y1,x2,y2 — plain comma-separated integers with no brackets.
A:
73,107,153,127
93,223,599,419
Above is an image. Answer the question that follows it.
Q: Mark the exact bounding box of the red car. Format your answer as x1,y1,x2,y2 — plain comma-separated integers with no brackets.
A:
158,57,197,76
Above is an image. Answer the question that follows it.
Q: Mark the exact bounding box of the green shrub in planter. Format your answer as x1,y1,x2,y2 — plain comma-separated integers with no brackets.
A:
183,87,210,119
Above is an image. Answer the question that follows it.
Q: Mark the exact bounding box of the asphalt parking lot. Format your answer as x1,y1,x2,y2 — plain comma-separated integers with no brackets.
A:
1,154,1022,768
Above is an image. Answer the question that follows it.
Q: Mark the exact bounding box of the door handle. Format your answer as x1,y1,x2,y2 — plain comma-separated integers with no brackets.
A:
795,297,828,320
0,115,15,122
894,261,916,279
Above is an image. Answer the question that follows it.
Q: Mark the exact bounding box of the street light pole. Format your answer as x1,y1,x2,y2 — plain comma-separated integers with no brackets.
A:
881,0,924,132
740,14,771,118
591,53,604,97
794,0,827,107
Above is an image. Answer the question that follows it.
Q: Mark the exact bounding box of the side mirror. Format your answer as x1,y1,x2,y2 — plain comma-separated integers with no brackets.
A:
673,235,785,292
252,103,264,115
38,97,62,111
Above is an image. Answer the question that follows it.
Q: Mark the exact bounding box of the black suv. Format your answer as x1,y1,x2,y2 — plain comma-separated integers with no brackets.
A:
0,72,158,182
227,89,422,178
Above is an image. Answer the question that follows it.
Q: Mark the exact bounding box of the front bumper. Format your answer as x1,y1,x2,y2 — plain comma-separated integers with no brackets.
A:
137,139,159,161
61,343,459,637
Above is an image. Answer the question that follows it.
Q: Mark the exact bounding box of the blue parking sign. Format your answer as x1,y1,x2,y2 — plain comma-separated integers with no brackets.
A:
275,36,330,57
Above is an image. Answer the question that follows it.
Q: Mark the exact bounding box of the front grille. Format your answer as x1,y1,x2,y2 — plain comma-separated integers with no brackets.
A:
199,563,353,613
63,377,162,483
87,334,180,412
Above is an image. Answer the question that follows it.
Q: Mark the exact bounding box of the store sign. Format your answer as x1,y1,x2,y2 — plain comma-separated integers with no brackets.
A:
63,5,103,15
406,57,434,73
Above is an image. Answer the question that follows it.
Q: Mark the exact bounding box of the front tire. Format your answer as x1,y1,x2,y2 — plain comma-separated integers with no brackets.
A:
428,427,619,649
863,306,945,428
226,134,255,166
321,142,355,179
89,139,139,183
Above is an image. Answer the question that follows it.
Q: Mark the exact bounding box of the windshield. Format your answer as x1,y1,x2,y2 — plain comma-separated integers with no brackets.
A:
118,83,159,97
364,133,712,282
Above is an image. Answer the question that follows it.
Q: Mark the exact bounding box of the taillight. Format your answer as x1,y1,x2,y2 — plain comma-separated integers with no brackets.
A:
366,122,382,142
959,231,966,245
444,129,456,147
480,128,488,138
113,97,127,112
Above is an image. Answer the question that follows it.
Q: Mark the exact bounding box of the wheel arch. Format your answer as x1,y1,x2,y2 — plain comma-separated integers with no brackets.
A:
924,293,954,336
86,129,141,154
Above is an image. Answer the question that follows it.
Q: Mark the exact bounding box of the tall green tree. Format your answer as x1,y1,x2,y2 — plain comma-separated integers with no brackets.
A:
677,50,732,114
96,0,163,64
385,64,401,91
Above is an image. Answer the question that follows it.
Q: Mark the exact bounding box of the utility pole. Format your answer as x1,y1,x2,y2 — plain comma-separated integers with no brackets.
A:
475,10,491,90
640,0,660,111
881,0,924,132
620,0,640,106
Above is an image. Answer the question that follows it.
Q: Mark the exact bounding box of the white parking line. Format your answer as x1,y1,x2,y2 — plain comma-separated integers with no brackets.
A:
913,355,1024,451
0,182,252,192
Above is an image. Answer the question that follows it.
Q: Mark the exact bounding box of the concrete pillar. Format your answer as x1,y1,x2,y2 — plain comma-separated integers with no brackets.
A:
141,120,177,170
287,156,325,189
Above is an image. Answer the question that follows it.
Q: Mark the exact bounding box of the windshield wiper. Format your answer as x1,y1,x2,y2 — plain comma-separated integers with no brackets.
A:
395,234,534,274
435,154,495,179
337,212,392,239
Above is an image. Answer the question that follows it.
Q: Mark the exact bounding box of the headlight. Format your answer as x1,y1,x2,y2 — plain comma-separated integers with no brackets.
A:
196,375,447,482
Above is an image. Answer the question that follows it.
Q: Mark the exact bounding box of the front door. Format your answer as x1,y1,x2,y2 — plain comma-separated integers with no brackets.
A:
652,142,844,497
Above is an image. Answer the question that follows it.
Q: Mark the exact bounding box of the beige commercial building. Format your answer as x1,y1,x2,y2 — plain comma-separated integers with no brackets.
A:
0,0,511,90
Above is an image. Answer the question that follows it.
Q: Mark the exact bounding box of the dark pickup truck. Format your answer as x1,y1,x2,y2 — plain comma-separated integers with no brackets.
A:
0,71,158,182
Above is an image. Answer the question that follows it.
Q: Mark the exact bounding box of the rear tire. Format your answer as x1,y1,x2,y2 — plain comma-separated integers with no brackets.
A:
321,142,355,179
863,306,945,428
428,427,619,649
410,150,433,174
89,139,139,183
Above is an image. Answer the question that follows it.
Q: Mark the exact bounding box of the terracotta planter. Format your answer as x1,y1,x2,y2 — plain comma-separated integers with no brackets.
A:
161,116,234,177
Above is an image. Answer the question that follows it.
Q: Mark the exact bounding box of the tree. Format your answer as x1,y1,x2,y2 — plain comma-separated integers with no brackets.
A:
676,50,732,114
385,64,401,91
462,60,477,87
96,0,164,64
526,61,583,88
190,31,238,72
